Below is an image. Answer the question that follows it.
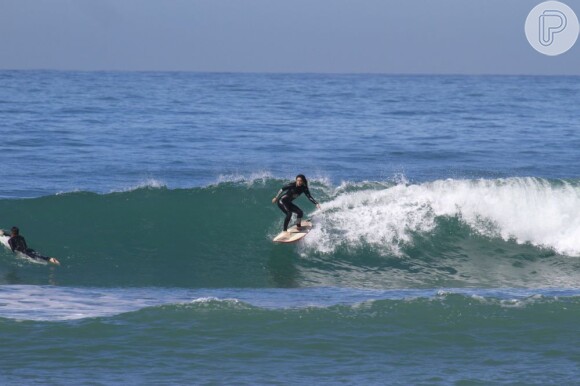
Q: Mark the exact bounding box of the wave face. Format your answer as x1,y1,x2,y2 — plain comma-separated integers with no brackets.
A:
1,177,579,288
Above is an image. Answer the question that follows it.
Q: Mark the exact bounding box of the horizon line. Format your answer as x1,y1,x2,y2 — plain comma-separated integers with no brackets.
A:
1,68,579,77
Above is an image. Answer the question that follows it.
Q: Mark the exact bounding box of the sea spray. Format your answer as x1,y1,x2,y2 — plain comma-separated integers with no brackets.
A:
304,177,580,257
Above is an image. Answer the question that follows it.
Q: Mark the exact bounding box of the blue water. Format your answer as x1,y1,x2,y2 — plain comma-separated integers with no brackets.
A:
1,71,579,197
1,71,580,384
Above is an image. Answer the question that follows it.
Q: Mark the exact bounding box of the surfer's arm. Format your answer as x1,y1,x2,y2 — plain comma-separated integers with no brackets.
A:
272,184,293,203
8,238,15,252
304,188,321,208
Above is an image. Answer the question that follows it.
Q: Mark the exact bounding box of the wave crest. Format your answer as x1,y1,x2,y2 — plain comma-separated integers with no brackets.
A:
305,177,580,256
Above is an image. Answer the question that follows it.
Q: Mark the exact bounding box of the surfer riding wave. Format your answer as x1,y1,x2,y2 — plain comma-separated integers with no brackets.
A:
272,174,321,232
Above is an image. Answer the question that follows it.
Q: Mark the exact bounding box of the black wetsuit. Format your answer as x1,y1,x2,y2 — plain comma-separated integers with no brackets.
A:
8,235,50,262
8,235,28,253
275,183,318,231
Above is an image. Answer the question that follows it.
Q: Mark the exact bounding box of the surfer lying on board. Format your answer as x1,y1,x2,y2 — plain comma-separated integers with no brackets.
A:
1,227,60,265
272,174,321,232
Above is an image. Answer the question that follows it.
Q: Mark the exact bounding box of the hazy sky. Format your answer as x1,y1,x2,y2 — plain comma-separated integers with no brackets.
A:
0,0,579,74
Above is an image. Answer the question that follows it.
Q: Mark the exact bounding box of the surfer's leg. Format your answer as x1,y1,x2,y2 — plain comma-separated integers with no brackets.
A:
284,214,293,231
25,248,50,262
277,200,293,231
289,204,304,227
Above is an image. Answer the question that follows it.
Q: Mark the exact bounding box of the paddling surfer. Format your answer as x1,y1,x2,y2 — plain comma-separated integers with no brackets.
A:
1,226,60,265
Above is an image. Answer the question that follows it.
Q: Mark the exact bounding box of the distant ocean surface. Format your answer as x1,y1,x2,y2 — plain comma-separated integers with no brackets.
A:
1,71,579,385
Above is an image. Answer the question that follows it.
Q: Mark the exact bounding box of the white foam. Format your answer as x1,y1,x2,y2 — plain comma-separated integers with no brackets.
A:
55,188,83,196
0,286,173,321
214,171,274,187
111,178,167,193
214,172,333,188
304,177,580,257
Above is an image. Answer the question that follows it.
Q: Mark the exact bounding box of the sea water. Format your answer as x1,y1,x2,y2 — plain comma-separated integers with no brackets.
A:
1,71,579,384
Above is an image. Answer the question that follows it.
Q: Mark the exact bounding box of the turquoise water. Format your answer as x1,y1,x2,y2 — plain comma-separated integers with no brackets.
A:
1,71,579,384
2,287,579,385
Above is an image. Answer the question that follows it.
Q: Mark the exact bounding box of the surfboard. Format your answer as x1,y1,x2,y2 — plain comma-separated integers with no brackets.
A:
273,220,313,243
0,231,60,265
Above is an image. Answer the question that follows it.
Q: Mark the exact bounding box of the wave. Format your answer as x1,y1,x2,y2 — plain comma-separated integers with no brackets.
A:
1,285,579,322
304,177,580,257
0,177,579,288
2,285,578,386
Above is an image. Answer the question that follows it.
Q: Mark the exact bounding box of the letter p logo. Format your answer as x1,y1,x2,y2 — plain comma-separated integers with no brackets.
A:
540,10,567,46
526,1,579,55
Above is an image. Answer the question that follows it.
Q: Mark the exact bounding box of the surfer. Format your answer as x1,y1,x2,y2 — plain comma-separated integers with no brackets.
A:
272,174,321,232
2,226,60,265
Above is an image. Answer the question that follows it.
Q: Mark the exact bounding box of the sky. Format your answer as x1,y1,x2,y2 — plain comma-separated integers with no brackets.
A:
0,0,579,75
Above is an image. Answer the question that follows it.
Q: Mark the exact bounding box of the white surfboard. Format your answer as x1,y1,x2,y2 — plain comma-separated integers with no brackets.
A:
0,231,59,265
273,220,313,243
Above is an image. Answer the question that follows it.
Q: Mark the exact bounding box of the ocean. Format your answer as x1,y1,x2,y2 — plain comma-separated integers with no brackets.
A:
0,71,579,385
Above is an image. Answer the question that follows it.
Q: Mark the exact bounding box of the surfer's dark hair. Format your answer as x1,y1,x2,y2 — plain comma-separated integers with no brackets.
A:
11,226,19,235
296,174,308,186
